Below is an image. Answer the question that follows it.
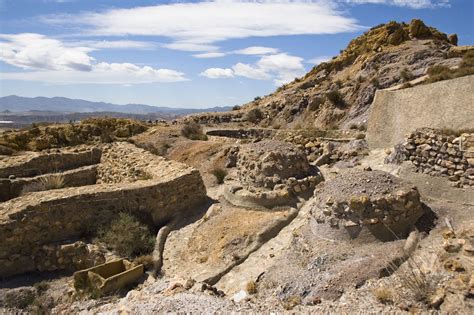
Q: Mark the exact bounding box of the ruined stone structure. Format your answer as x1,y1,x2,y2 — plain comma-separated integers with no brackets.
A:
367,75,474,149
398,128,473,188
224,140,322,208
311,169,427,241
0,142,207,277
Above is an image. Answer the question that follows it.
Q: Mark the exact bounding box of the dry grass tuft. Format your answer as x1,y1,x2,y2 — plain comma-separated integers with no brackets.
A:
21,174,66,195
282,295,301,310
372,287,394,304
246,280,257,294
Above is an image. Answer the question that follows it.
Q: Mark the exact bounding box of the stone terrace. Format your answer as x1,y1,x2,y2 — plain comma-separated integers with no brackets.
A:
0,142,207,277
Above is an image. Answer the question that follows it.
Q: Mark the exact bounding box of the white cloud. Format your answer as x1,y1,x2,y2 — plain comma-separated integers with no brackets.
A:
232,63,271,80
43,1,361,52
202,53,306,85
78,40,155,50
0,33,187,84
234,46,280,55
0,33,94,71
257,53,306,85
193,52,227,58
200,67,234,79
340,0,450,9
307,55,332,65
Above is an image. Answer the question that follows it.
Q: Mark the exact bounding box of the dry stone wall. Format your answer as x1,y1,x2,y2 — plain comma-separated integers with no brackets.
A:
0,146,101,178
399,129,473,188
0,142,207,277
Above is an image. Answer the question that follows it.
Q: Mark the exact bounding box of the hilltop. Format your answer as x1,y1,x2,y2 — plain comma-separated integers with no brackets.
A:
230,19,472,130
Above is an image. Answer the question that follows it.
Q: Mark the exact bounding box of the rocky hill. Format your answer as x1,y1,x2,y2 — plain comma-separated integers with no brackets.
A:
234,20,471,129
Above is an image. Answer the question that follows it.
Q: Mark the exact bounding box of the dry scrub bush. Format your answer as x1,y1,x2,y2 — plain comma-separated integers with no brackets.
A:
246,280,257,294
372,287,394,304
282,295,301,310
181,122,208,140
325,90,345,107
133,255,154,270
246,108,264,123
211,168,227,184
426,51,474,84
98,213,155,258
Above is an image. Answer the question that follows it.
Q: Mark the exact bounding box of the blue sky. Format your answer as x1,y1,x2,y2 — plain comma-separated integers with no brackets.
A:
0,0,473,108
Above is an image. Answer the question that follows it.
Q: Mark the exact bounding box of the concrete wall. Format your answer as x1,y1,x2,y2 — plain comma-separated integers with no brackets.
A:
367,75,474,149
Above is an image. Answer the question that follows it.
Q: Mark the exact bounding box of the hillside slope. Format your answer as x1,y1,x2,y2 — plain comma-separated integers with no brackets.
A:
236,20,471,130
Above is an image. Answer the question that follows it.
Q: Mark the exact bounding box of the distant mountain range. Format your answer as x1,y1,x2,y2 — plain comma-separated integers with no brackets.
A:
0,95,232,115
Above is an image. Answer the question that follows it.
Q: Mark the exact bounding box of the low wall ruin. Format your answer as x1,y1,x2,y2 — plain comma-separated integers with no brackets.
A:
0,142,207,277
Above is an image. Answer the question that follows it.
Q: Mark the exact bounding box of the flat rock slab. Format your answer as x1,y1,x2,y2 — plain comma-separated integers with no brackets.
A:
162,202,297,284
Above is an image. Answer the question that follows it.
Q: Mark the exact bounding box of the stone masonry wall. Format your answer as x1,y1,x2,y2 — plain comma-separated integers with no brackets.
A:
0,143,207,277
401,129,473,188
0,146,101,178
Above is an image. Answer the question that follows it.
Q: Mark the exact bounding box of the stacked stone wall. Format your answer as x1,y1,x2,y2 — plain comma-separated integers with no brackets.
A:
401,129,473,188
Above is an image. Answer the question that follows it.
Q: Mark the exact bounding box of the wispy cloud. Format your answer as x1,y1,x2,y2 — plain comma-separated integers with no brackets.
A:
193,52,227,58
42,1,361,52
339,0,450,9
233,46,280,55
0,33,186,84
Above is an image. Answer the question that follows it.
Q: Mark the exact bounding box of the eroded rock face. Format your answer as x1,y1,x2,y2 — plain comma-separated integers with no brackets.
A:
237,140,314,189
311,169,428,241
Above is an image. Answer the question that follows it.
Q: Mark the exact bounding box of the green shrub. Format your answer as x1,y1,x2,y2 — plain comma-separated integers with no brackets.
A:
325,90,345,107
246,108,264,123
181,122,208,140
232,105,241,111
254,96,262,101
98,213,155,258
371,77,380,88
211,168,227,184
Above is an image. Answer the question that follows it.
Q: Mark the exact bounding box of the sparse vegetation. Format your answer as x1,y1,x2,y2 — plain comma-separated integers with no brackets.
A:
246,108,264,123
211,168,227,184
133,254,154,270
325,90,345,107
282,295,301,310
372,287,394,304
181,122,208,140
254,96,262,101
371,77,380,88
246,280,257,294
355,133,365,140
98,212,155,258
0,118,148,151
21,174,66,195
232,105,241,111
400,68,413,82
426,50,474,84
